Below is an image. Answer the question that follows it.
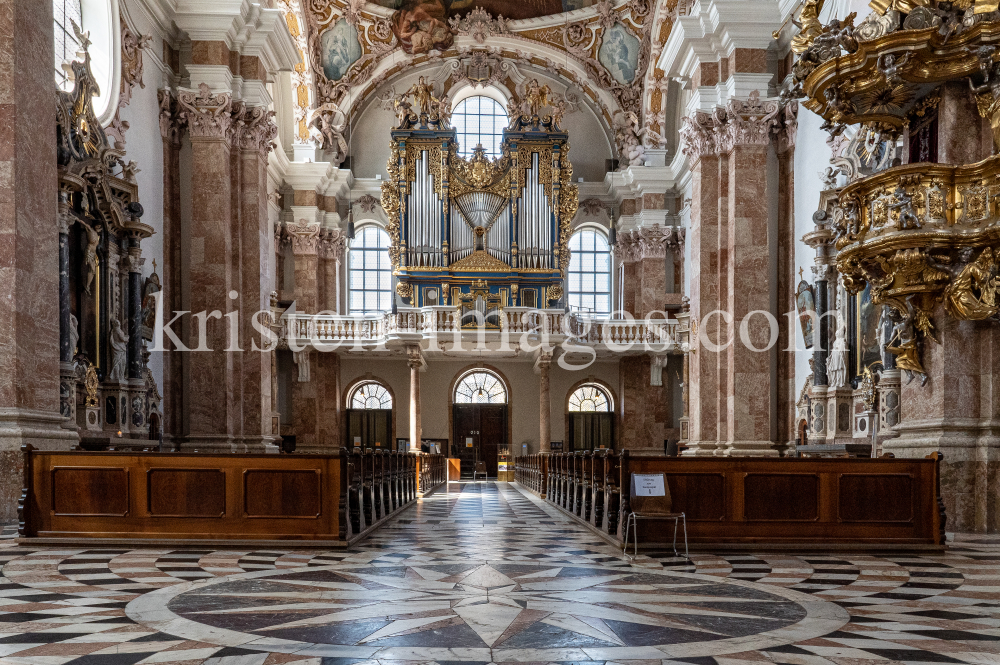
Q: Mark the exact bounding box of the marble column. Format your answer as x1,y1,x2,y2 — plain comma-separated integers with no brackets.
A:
288,222,320,313
58,199,77,430
0,0,79,520
636,226,668,316
407,348,422,452
235,105,277,451
177,86,236,451
293,351,340,452
537,353,552,453
126,241,143,381
320,230,345,312
158,89,184,448
678,117,721,455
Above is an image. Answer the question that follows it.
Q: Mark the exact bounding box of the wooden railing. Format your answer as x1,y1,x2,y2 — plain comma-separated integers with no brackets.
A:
18,446,425,545
416,453,446,495
515,450,946,547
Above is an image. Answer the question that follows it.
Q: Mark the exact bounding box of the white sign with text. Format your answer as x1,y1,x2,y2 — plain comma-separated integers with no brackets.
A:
631,473,666,497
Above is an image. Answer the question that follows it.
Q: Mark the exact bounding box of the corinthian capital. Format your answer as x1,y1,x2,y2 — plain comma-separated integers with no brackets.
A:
319,228,346,262
177,83,233,140
679,111,718,162
232,102,278,155
717,91,781,153
286,219,321,255
636,225,669,260
157,89,183,144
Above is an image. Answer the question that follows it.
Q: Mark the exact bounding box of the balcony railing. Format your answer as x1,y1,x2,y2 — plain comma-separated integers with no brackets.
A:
278,306,683,353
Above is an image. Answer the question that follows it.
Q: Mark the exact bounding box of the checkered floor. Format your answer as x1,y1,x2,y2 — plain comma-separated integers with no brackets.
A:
0,481,998,665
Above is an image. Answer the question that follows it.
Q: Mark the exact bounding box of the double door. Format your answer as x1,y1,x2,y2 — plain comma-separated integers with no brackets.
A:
345,409,393,450
452,404,507,478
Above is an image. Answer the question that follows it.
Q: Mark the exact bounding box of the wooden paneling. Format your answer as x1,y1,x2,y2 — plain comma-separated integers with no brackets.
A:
744,474,819,521
666,473,725,521
245,470,321,518
522,452,944,546
52,467,128,516
839,474,914,522
148,469,225,517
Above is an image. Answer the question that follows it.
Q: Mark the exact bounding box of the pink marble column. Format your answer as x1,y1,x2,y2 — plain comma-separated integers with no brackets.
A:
0,0,79,520
319,230,345,312
538,353,552,453
678,117,721,455
293,351,340,452
408,348,422,452
235,105,277,451
177,87,236,450
724,141,776,456
287,222,320,313
158,91,184,448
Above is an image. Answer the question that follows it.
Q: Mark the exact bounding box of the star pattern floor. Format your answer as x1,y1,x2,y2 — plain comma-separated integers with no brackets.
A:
0,481,998,665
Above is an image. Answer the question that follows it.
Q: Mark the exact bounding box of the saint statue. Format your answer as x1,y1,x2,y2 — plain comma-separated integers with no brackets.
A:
827,314,848,389
82,223,100,295
406,76,437,115
108,318,129,382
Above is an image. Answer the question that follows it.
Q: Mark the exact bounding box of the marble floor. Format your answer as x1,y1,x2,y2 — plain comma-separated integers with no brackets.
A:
1,482,999,665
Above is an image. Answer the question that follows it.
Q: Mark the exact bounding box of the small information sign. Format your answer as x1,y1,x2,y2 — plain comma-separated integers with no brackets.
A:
630,473,666,497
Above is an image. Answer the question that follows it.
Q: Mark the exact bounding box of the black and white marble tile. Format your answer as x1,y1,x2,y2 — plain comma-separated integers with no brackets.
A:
0,482,998,665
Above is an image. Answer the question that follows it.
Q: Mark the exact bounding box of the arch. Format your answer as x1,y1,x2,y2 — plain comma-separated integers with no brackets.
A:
452,94,508,158
349,380,393,409
564,377,617,413
348,224,392,314
450,83,509,110
454,368,508,404
567,383,613,412
567,227,612,316
343,374,397,411
564,376,617,451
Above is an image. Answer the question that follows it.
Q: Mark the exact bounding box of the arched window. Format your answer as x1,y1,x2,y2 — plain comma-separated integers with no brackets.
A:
54,0,117,122
350,381,393,409
349,226,392,314
453,95,507,158
455,370,507,404
568,384,611,412
568,229,612,316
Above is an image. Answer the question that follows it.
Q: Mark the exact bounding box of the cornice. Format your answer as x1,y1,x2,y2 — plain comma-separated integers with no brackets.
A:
657,0,783,79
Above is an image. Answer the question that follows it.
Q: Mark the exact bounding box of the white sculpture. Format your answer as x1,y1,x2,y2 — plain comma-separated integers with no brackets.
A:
827,314,848,389
309,103,348,165
69,313,79,356
108,318,129,382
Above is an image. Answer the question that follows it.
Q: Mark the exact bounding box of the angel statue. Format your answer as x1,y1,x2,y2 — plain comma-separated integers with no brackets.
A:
309,103,348,164
613,111,645,167
789,0,825,54
434,93,452,128
885,297,927,386
406,76,438,115
108,318,129,382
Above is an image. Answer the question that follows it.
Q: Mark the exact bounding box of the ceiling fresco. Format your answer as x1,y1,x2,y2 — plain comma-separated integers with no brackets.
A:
369,0,601,22
278,0,679,167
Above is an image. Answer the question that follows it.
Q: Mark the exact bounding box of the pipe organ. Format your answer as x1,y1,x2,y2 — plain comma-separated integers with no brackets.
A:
380,111,578,316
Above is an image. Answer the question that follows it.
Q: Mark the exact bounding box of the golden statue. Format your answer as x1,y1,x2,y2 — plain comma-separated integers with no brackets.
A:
885,296,928,386
524,79,551,116
406,76,438,115
940,247,1000,320
790,0,826,54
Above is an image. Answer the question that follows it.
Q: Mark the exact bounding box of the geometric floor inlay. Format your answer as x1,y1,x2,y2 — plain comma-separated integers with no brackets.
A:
3,481,1000,665
128,562,849,660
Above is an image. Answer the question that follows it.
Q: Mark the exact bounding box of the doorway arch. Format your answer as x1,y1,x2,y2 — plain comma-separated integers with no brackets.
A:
344,376,396,451
449,366,511,479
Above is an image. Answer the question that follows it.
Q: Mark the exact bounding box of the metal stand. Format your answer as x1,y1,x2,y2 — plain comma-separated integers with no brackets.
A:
622,511,688,560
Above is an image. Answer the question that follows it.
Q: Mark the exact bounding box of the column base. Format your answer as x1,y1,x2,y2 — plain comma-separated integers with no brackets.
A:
680,440,724,456
0,408,81,522
723,441,782,457
887,417,1000,533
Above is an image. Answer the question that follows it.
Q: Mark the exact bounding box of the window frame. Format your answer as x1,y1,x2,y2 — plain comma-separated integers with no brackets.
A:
454,370,508,404
349,381,393,410
53,0,120,125
567,227,613,317
568,383,613,413
348,224,393,315
452,95,508,159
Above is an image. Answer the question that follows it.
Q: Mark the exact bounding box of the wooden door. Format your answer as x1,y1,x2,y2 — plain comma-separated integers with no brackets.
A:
345,409,393,450
479,405,506,477
452,404,508,478
453,405,478,478
568,412,614,451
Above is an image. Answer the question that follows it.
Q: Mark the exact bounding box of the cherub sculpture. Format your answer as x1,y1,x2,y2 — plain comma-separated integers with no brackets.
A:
309,103,349,163
889,186,921,230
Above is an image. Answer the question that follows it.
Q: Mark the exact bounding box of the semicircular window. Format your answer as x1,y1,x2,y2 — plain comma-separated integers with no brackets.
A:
455,371,507,404
350,381,393,410
568,384,611,412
